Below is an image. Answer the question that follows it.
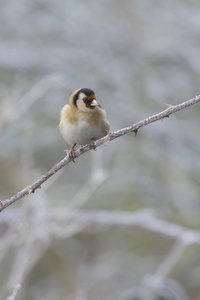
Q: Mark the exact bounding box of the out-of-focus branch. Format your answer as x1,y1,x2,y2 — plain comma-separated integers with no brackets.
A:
0,95,200,212
49,209,198,300
136,239,190,300
0,74,66,133
7,283,21,300
46,209,200,245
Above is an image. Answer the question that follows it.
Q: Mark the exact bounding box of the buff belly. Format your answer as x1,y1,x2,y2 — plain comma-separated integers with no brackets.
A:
61,120,104,146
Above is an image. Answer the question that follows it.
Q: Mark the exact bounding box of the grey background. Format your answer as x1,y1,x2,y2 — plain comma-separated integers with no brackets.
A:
0,1,200,299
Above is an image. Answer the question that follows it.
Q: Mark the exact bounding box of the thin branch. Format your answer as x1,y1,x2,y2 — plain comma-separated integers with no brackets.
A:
0,95,200,212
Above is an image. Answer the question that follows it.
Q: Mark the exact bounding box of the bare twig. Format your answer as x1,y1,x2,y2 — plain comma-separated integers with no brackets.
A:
0,95,200,212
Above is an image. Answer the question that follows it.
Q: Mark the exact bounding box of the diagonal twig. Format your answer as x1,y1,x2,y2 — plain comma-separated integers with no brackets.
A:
0,95,200,212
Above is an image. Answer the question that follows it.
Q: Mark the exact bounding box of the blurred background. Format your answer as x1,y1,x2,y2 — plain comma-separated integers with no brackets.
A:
0,0,200,299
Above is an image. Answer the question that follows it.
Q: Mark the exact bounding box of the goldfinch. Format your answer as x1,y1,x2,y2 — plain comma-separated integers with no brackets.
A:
59,88,110,160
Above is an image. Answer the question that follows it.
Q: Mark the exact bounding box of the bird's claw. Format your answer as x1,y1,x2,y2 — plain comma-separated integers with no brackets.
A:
89,139,96,151
67,143,77,162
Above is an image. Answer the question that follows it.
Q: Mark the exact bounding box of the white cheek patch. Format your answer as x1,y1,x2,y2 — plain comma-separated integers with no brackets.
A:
76,98,89,112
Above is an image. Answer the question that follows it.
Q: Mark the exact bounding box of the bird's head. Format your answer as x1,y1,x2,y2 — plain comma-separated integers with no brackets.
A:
69,88,100,112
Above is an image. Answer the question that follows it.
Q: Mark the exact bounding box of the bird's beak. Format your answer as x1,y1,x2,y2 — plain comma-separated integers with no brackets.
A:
90,99,100,107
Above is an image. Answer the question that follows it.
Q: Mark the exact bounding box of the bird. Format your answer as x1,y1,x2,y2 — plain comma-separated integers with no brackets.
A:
59,88,110,161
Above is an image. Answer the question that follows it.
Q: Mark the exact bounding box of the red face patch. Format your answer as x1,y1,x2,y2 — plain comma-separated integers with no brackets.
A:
83,94,97,109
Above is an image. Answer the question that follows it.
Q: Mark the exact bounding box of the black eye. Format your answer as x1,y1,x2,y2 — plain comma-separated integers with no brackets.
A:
83,98,91,105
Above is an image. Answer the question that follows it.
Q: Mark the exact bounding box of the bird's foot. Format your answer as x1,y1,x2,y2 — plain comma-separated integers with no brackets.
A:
66,143,77,162
89,139,96,151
